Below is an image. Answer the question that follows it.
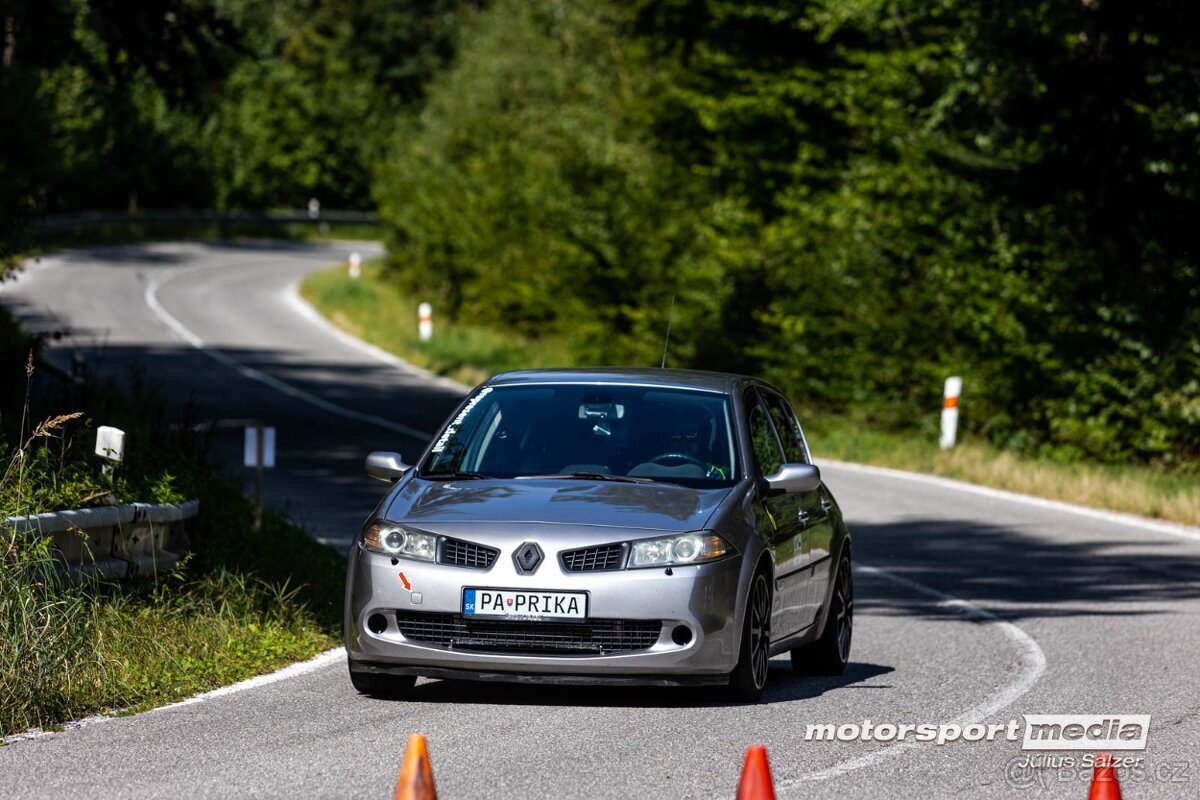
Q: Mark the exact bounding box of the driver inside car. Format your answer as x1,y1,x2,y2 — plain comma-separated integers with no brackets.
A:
629,405,729,479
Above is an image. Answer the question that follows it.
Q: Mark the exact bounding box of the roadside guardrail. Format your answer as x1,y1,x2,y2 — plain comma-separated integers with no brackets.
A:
27,208,377,235
3,499,199,581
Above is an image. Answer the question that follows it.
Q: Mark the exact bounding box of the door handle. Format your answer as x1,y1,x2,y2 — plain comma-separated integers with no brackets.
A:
819,498,832,512
797,510,811,525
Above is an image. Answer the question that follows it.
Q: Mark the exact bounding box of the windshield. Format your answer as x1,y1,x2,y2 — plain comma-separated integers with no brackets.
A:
421,384,739,487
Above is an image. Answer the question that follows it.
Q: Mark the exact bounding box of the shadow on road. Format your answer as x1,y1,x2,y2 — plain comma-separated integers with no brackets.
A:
1,277,463,545
369,660,895,709
853,517,1200,621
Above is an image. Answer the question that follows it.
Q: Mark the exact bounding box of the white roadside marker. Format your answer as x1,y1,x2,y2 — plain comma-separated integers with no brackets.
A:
939,376,962,450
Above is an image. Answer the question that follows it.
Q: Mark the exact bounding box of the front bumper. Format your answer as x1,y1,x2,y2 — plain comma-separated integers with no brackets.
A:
345,539,744,680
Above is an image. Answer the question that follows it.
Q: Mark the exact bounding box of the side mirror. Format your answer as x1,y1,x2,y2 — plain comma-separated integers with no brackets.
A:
366,451,410,482
765,463,821,495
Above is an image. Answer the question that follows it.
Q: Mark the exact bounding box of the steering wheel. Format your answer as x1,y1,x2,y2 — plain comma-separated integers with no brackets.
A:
649,453,708,469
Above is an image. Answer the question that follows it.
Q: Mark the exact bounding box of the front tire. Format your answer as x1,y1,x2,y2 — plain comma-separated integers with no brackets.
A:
791,555,852,675
349,664,417,697
726,570,772,702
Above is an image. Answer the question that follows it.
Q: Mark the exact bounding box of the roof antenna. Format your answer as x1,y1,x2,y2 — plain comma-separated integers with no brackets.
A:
660,293,676,369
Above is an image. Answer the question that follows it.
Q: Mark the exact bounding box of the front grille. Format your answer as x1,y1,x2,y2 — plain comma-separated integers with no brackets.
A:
438,538,499,569
561,543,627,572
394,611,661,655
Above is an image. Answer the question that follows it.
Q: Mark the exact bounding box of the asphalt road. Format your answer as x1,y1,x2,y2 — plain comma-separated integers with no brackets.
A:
2,241,1198,799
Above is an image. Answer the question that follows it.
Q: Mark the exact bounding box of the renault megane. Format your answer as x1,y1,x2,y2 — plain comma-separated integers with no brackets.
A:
344,368,852,701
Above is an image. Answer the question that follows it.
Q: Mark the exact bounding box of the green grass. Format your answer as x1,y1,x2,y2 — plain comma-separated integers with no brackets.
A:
1,346,343,738
1,550,335,737
301,261,572,386
301,261,1200,527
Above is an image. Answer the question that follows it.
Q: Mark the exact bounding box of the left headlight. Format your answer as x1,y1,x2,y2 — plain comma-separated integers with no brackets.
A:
628,531,733,568
361,521,437,562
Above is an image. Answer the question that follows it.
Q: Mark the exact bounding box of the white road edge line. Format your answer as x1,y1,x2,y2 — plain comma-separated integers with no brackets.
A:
2,648,347,744
282,278,470,394
149,647,347,714
143,265,434,441
778,562,1047,791
818,459,1200,543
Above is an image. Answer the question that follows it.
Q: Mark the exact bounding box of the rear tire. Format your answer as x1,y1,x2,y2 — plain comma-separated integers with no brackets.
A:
726,571,772,702
791,555,852,675
349,665,417,697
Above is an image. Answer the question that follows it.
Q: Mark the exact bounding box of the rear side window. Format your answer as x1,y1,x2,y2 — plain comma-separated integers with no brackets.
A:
761,390,809,464
745,391,784,476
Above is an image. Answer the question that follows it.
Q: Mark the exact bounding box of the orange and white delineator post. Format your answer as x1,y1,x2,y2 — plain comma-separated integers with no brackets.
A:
939,376,962,450
348,251,362,279
418,302,433,342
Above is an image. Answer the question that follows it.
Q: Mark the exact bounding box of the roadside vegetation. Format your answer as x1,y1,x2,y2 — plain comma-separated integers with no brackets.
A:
0,319,342,738
4,2,1198,473
0,1,473,259
302,261,572,386
375,1,1200,474
302,261,1200,527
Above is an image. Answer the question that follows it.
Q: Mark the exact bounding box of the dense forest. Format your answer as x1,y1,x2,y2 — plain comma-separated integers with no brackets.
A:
2,1,1198,467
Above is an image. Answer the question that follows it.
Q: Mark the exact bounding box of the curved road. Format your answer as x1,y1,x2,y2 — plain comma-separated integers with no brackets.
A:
2,242,1198,799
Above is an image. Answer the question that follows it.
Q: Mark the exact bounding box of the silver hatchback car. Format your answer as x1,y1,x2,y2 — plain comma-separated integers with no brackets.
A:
345,368,852,701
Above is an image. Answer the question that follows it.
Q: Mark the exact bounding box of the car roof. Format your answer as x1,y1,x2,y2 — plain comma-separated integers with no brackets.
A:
486,367,751,395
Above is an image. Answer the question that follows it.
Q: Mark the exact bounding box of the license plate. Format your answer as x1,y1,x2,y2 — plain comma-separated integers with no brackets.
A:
462,588,588,620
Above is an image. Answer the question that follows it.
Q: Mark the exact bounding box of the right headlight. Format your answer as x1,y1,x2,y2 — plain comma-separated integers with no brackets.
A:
360,521,437,562
628,531,733,568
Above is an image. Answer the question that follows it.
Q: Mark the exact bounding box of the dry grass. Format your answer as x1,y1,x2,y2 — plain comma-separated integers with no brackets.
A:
811,424,1200,527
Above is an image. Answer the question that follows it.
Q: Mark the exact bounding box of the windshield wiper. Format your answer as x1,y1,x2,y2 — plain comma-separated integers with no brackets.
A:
420,470,491,481
516,472,660,484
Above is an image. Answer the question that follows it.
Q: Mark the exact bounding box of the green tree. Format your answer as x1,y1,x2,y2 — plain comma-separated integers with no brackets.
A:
378,0,1200,465
207,0,476,209
377,0,725,365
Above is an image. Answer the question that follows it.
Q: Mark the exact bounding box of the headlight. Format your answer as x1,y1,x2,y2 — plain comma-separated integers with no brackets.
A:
628,532,732,568
361,521,437,562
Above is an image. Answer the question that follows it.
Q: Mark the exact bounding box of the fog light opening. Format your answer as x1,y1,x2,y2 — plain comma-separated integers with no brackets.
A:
367,613,389,634
671,625,693,646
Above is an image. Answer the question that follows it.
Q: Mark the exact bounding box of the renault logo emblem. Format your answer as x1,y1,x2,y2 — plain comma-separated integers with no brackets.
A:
513,542,544,574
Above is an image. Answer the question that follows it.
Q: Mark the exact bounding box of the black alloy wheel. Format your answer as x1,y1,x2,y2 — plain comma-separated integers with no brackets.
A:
727,570,772,701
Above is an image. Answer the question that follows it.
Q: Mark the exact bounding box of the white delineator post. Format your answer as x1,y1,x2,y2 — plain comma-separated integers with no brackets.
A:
940,376,962,450
243,424,276,529
95,426,126,477
418,302,433,342
348,251,362,280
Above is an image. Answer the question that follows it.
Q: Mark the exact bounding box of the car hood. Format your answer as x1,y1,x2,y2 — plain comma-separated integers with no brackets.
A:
383,478,732,533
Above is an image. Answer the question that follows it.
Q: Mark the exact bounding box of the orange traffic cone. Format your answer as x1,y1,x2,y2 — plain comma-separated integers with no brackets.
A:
1088,753,1122,800
735,744,777,800
394,734,437,800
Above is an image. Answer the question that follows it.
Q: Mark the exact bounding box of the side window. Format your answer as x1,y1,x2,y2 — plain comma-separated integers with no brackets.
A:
762,391,809,464
745,391,784,476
